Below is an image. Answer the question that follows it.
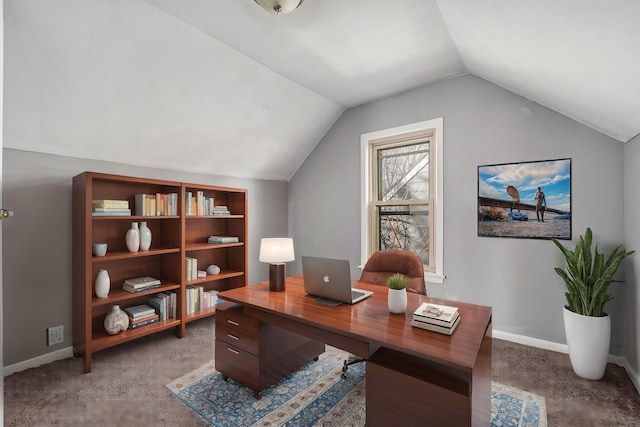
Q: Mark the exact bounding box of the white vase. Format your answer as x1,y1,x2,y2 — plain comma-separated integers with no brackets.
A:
139,221,152,251
104,305,129,335
126,222,140,252
563,306,611,380
388,288,407,314
94,269,110,298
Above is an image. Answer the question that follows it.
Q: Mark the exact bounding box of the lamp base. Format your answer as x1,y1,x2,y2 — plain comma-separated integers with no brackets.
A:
269,263,286,292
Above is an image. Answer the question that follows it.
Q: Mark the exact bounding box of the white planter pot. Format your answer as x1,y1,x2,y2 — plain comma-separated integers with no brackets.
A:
388,288,407,314
563,306,611,380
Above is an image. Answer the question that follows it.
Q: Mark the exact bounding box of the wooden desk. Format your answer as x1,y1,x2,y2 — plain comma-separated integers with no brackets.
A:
218,275,492,426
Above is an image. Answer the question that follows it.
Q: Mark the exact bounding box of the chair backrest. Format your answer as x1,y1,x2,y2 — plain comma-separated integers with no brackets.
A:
359,249,426,295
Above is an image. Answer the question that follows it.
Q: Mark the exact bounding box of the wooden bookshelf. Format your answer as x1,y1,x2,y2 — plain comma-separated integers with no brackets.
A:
72,172,247,372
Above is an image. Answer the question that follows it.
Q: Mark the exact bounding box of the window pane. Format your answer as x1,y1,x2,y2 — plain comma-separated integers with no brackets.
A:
377,142,429,201
377,204,429,265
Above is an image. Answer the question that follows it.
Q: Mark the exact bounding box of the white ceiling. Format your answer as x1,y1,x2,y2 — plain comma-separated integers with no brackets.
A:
5,0,640,180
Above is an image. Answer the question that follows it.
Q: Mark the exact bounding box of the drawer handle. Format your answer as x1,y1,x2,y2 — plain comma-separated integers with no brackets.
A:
227,320,240,326
227,347,239,355
227,333,240,341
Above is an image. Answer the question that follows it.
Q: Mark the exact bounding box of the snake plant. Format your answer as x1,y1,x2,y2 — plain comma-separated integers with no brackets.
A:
553,227,634,317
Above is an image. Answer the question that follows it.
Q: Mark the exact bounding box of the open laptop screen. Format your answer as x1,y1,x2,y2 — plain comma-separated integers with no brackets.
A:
301,256,372,305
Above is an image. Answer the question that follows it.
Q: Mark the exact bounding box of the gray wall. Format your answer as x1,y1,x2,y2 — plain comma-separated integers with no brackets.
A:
290,74,631,353
2,148,288,366
624,134,640,380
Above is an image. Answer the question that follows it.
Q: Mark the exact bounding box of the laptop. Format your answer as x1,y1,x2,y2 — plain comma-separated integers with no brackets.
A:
302,256,373,306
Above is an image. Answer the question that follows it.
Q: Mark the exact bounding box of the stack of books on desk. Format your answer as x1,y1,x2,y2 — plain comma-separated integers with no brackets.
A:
124,304,159,329
411,302,460,335
122,276,161,293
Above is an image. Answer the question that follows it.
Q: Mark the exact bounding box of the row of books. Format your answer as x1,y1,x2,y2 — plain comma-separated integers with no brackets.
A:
92,200,131,216
186,285,223,314
411,302,460,335
135,193,179,216
148,291,177,321
185,257,199,281
92,196,230,217
185,191,231,216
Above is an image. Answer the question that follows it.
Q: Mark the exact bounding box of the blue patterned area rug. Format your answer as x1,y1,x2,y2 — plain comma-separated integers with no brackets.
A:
166,347,546,427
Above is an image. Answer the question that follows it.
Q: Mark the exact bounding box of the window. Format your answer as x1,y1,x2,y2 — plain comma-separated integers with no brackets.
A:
361,118,444,283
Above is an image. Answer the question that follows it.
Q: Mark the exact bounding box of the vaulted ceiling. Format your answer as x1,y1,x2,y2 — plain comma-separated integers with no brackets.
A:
5,0,640,180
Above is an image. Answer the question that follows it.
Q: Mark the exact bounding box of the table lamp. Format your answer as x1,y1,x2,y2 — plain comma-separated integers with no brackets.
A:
259,238,295,291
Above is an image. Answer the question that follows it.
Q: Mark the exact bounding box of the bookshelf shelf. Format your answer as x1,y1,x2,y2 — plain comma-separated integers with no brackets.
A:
91,215,181,220
184,305,218,323
90,283,181,307
185,270,244,286
91,248,181,263
73,172,248,372
91,318,182,352
186,242,244,252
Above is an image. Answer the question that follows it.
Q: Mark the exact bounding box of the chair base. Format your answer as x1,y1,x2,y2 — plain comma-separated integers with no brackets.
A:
342,357,365,378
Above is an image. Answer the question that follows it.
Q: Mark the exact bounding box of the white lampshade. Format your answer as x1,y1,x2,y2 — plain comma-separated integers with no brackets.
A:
254,0,303,15
259,238,295,263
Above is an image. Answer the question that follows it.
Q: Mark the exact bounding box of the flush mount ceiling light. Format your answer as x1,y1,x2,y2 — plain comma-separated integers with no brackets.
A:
254,0,304,15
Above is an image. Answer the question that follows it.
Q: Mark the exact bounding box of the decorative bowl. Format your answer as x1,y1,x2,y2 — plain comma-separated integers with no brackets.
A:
92,243,108,257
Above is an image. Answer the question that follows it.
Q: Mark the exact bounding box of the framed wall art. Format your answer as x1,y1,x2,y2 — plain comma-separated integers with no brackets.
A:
477,158,571,240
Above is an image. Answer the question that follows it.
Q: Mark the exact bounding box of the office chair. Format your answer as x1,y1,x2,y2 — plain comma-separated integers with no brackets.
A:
341,249,426,378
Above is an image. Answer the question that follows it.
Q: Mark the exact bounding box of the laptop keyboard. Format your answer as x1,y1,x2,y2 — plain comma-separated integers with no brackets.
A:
352,290,365,299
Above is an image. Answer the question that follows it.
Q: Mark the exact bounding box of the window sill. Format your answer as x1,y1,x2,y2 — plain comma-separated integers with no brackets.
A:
425,272,445,284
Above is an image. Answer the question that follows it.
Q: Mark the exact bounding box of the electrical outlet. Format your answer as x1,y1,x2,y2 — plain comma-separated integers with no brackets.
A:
47,325,64,346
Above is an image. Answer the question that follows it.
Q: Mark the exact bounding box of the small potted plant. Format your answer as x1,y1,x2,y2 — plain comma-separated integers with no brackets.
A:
553,227,634,380
387,273,408,314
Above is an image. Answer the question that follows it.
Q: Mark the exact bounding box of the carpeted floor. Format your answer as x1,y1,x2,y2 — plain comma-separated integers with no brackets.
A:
166,346,546,427
4,317,640,426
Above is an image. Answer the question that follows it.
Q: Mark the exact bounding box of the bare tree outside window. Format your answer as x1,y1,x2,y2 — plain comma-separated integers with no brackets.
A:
375,142,431,266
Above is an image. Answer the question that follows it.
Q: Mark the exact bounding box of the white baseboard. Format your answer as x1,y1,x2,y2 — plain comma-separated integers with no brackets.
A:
624,359,640,394
493,330,569,354
3,346,74,377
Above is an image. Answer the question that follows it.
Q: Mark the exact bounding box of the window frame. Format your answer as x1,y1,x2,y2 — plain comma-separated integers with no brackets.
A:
360,118,444,284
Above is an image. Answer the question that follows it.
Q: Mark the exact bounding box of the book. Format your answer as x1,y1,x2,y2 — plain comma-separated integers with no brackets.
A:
413,302,459,324
148,296,166,321
185,192,193,216
92,210,132,216
127,312,158,324
212,206,231,215
156,293,171,319
415,310,460,328
92,200,129,209
185,257,198,281
208,236,239,244
124,276,161,288
159,291,177,318
124,304,156,319
122,283,161,293
411,315,461,335
128,315,159,329
92,207,131,213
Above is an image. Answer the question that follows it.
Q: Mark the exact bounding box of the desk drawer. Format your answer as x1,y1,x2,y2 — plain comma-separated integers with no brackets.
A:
216,324,259,355
216,306,259,337
215,339,259,391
